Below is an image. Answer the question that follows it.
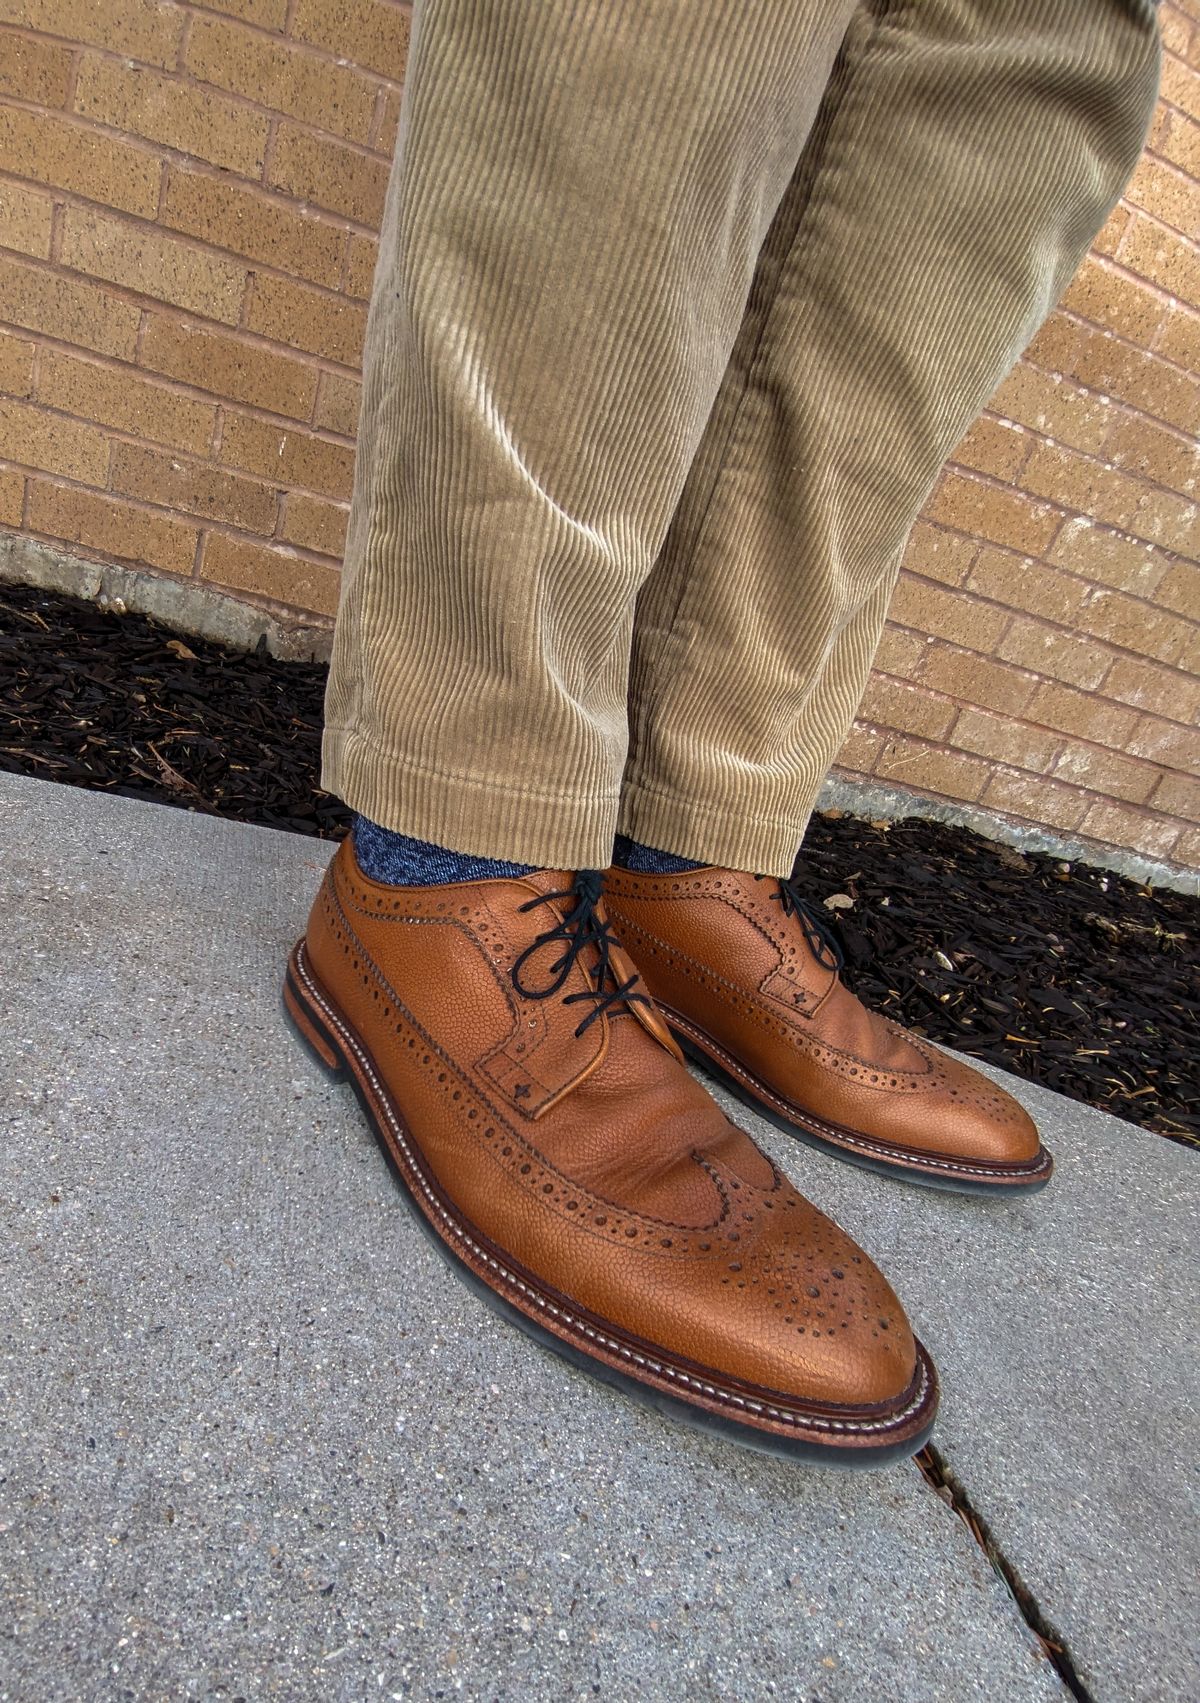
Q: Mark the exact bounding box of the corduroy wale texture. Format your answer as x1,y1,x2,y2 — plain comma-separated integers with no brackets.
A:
322,0,1162,878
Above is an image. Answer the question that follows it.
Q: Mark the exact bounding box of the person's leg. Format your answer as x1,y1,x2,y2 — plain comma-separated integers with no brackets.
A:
605,0,1161,1193
295,0,939,1462
322,0,860,873
619,0,1162,877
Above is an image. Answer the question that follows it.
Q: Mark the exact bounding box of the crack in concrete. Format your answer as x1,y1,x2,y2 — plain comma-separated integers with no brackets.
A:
915,1444,1095,1702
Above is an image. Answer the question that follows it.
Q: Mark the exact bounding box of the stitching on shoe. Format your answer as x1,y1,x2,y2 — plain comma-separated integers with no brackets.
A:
293,940,932,1440
667,1006,1050,1181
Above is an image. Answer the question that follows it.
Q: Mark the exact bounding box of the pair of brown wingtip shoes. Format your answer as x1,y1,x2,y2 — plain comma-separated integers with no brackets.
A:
282,834,1048,1468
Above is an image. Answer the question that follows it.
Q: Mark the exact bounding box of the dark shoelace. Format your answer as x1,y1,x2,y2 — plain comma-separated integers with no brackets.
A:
753,873,846,974
511,869,653,1038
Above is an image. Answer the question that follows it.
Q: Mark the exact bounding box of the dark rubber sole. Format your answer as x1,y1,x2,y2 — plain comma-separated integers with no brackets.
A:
281,938,938,1469
664,1009,1054,1198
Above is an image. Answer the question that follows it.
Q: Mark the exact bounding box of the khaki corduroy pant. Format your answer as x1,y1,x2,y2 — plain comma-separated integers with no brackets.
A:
322,0,1161,877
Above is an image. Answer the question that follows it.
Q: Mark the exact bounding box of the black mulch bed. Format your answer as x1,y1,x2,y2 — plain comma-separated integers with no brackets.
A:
3,579,1197,1150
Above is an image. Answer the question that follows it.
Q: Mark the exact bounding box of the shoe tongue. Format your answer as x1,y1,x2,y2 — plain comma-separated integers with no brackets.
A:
512,869,685,1066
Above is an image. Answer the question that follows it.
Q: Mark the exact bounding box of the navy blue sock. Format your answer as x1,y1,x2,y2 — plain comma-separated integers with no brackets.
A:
352,815,539,886
611,832,706,875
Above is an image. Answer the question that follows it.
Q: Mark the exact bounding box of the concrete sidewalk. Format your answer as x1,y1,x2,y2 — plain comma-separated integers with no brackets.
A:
2,771,1195,1702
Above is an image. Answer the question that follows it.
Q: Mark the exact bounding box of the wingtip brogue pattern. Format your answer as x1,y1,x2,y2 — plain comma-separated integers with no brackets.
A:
603,865,1053,1195
281,837,939,1464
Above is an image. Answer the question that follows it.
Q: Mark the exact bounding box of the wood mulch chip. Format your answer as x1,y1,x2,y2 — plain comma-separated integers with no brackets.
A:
3,580,1196,1150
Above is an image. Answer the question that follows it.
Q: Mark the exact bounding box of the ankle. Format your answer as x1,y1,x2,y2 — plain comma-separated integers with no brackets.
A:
611,832,705,875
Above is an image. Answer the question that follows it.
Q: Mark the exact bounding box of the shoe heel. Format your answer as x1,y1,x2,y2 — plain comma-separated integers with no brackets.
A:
282,942,346,1080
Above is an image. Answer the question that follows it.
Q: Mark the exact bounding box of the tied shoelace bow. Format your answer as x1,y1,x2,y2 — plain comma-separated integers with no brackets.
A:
753,873,846,974
511,869,652,1038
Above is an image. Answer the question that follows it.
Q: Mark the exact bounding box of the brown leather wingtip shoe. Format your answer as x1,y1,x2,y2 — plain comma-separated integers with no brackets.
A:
603,865,1053,1196
282,835,938,1465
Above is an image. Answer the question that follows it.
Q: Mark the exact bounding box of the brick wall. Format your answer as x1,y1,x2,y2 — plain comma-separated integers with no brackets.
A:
0,0,1197,872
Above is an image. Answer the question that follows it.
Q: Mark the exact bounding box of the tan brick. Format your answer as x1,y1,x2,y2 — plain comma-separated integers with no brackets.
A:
60,205,248,323
0,252,139,358
1103,654,1200,724
899,521,976,588
0,464,23,525
375,82,402,156
1048,516,1165,597
1152,107,1200,178
1124,156,1200,242
162,166,344,290
1079,799,1180,859
1172,824,1200,869
980,769,1089,834
1027,314,1200,438
835,724,885,776
1104,411,1200,499
313,371,361,437
0,0,183,67
0,27,74,105
200,529,340,616
185,14,377,143
1091,202,1131,258
998,617,1113,690
1022,440,1200,556
111,441,276,533
1126,712,1199,773
1076,587,1193,667
1176,624,1200,675
0,396,107,483
858,675,956,743
268,122,388,225
218,410,354,498
966,545,1087,626
1154,300,1200,372
245,274,366,366
918,644,1036,718
1051,742,1158,806
888,573,1009,653
874,624,928,680
0,105,160,217
195,0,287,26
923,468,1060,556
1026,680,1138,748
0,178,52,258
1155,562,1200,619
74,54,268,176
1161,47,1200,121
28,477,198,573
1119,214,1200,315
291,0,411,79
140,317,317,420
36,350,215,455
951,415,1029,484
1061,256,1165,348
346,233,378,299
0,327,34,396
279,491,348,556
988,363,1111,456
872,736,990,803
1159,4,1192,55
949,706,1060,774
1152,769,1200,821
